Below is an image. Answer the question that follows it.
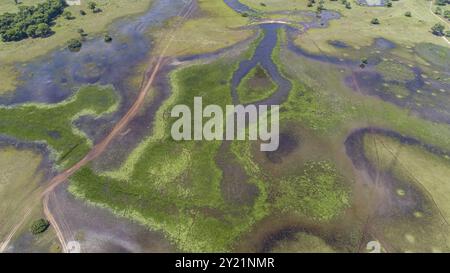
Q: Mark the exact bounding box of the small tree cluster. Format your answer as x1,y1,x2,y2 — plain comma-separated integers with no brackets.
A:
88,2,102,13
67,38,82,52
0,0,66,42
30,219,50,235
431,23,445,36
444,10,450,20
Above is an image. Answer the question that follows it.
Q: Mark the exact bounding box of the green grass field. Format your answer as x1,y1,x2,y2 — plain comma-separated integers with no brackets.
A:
0,147,43,239
152,0,253,57
0,147,59,251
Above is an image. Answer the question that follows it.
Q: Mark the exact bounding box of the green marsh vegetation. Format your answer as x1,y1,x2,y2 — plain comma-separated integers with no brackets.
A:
68,26,356,252
69,54,272,252
275,161,350,221
278,31,450,152
237,64,277,104
0,85,119,168
375,60,416,82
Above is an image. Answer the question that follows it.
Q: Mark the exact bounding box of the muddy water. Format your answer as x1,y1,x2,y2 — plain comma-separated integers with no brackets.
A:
223,0,255,14
347,65,450,124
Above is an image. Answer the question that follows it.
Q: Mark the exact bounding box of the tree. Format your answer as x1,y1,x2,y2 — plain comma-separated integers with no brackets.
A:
62,10,73,20
317,3,324,12
104,33,112,42
67,38,82,52
436,0,447,6
445,10,450,19
361,58,368,64
386,0,392,7
405,11,412,17
79,10,86,16
26,24,37,37
431,23,445,36
35,23,50,37
371,18,380,24
2,28,25,41
345,2,351,9
435,7,442,15
0,0,66,42
446,30,450,37
30,219,50,235
87,1,97,10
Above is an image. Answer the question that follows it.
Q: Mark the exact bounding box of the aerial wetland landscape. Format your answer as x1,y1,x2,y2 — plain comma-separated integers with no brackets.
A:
0,0,449,254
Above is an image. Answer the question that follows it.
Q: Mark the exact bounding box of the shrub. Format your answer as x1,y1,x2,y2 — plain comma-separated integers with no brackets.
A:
431,23,445,36
67,38,82,52
62,10,73,20
371,18,380,24
104,34,112,42
30,219,50,235
87,1,97,10
405,11,412,17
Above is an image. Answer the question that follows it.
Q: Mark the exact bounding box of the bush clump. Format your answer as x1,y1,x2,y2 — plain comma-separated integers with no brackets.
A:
67,38,82,52
30,219,50,235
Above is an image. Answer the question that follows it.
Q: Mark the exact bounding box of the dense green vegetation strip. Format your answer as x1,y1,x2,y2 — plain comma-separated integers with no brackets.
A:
0,85,119,168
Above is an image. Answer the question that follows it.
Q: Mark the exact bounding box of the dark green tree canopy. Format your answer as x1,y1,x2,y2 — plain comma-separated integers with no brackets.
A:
0,0,66,42
30,219,50,235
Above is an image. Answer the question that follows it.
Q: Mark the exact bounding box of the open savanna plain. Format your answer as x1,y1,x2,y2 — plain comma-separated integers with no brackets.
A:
0,0,449,253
